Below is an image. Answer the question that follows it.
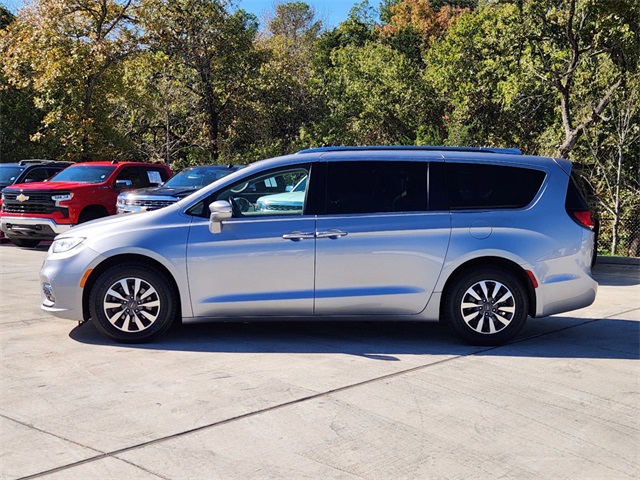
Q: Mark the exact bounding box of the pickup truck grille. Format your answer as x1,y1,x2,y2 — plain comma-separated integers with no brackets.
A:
2,191,59,214
128,199,176,210
266,204,300,211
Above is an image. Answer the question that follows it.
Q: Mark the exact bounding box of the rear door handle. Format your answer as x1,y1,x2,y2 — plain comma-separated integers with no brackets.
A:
282,231,315,241
316,229,348,239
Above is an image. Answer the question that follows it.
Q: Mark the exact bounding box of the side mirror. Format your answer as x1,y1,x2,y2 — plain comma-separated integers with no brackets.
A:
209,200,232,234
115,179,132,190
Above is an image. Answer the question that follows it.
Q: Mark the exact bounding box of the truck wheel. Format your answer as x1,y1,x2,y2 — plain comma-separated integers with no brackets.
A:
10,238,41,248
89,263,177,343
78,208,106,223
444,267,529,346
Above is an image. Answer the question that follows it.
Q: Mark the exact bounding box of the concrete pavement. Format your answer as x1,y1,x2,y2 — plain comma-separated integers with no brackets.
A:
1,244,638,479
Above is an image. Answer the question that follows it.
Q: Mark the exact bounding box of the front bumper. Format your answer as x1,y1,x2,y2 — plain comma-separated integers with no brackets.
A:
40,245,105,322
1,217,71,240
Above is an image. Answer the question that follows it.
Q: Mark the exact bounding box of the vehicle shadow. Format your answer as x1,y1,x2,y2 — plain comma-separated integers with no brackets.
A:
70,315,639,361
593,263,639,286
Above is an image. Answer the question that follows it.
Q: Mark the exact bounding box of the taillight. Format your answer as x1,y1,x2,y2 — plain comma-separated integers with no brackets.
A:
569,210,595,230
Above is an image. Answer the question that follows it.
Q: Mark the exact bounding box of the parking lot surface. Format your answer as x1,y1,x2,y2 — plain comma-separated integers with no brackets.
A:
1,244,638,480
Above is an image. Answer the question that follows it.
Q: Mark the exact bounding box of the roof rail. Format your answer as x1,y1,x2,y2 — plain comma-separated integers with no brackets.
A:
17,159,57,165
296,146,523,155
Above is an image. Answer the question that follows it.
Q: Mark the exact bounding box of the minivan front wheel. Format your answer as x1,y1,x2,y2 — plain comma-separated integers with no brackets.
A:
445,267,528,345
89,263,177,343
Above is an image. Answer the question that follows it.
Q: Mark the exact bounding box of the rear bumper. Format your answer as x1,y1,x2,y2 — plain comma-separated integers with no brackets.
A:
1,217,71,240
536,273,598,317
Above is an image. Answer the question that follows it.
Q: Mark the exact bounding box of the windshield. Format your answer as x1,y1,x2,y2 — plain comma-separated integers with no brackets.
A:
164,167,232,188
0,166,25,184
49,165,116,184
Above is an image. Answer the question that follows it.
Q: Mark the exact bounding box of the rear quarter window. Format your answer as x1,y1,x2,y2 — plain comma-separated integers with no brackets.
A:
446,163,546,210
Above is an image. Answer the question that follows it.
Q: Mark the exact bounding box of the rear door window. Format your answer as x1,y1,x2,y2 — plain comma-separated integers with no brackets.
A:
325,161,428,214
446,163,545,210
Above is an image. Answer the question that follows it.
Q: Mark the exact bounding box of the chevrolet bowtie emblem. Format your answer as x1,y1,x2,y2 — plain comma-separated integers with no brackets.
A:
16,194,29,202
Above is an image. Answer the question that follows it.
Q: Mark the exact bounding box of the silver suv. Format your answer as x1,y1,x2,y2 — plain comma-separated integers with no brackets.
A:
39,146,597,345
116,165,241,214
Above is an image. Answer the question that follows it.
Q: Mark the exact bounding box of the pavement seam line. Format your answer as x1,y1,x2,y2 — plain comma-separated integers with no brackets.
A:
0,414,104,456
16,306,638,479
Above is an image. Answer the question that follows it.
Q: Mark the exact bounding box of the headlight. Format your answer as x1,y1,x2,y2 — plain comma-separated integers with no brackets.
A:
50,237,85,253
52,193,73,207
52,193,73,201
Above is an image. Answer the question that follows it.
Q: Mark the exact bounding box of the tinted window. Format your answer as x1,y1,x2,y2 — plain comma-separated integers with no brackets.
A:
565,174,589,211
24,168,52,182
116,167,144,188
446,163,545,210
325,161,428,214
51,165,116,183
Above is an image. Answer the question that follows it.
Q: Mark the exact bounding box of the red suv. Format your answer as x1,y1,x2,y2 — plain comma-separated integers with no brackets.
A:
1,161,172,247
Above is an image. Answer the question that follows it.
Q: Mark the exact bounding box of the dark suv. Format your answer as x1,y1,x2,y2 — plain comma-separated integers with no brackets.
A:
117,165,242,214
0,160,72,192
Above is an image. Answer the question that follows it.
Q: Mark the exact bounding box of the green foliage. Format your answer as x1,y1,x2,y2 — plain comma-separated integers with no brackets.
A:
303,41,436,146
425,3,554,150
0,4,13,29
139,0,263,160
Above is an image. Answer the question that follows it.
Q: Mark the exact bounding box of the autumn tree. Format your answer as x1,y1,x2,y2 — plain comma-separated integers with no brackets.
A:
0,0,138,160
1,5,46,162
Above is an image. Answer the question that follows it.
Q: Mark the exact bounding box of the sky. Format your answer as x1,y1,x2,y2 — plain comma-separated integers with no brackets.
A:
1,0,359,28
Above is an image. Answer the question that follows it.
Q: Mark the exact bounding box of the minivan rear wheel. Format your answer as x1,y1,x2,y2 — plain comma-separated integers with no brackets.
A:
445,267,528,345
89,263,177,343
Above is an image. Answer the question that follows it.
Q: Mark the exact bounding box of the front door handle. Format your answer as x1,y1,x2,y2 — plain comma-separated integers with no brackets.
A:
282,231,315,241
316,229,348,239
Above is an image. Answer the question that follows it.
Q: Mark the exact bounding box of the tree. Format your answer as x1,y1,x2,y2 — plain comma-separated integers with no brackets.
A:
582,77,640,255
113,50,204,165
425,3,555,149
0,0,138,160
379,0,467,44
235,2,324,160
267,1,321,42
0,5,46,162
303,42,436,146
378,0,470,67
139,0,263,161
514,0,640,158
315,1,379,68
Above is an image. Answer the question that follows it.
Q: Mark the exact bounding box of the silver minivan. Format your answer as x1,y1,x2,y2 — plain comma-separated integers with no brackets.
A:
39,147,597,345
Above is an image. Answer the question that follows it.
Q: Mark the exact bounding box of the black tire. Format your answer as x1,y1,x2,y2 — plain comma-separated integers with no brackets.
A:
89,263,178,343
444,267,529,346
10,238,41,248
78,208,106,223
